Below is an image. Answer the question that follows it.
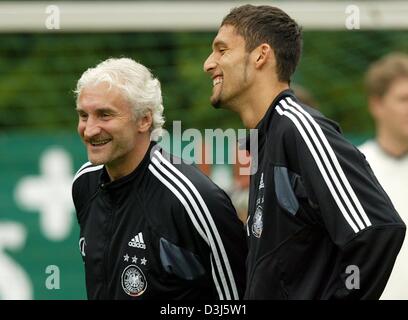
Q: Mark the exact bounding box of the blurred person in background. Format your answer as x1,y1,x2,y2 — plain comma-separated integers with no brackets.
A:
203,4,405,299
72,57,246,300
359,52,408,299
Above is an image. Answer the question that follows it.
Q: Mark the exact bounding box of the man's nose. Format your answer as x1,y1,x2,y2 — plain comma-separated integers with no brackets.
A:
203,52,216,73
83,118,101,139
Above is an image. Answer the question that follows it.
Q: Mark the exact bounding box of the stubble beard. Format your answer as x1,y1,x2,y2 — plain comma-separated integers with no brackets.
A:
87,148,108,166
87,140,116,167
210,55,250,111
210,95,222,109
210,82,223,109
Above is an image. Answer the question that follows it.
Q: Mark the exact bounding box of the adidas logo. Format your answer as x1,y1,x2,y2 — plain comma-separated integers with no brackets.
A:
128,232,146,249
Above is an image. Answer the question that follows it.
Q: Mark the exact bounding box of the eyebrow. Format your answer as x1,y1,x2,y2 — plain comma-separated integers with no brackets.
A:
213,40,228,49
75,107,116,114
96,107,116,114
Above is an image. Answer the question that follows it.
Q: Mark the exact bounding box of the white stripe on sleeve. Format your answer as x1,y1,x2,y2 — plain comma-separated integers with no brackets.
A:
276,104,360,233
150,151,239,300
286,97,371,227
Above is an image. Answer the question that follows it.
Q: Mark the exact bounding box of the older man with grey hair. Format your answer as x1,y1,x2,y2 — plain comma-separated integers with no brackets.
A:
72,57,246,300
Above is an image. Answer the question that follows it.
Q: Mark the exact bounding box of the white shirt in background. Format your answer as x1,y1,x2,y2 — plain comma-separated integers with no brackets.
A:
359,140,408,300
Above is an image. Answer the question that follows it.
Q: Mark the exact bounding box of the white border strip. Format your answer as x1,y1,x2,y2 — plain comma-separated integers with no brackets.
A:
1,1,408,32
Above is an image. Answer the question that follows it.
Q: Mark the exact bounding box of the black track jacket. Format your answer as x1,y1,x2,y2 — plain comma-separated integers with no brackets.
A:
244,89,405,300
72,143,247,300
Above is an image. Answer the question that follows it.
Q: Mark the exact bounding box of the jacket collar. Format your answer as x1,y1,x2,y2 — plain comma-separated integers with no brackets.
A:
242,89,296,152
255,89,296,133
98,141,157,189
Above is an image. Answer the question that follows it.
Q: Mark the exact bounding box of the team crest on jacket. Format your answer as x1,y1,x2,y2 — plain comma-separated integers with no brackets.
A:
121,265,147,297
252,205,263,238
252,173,264,238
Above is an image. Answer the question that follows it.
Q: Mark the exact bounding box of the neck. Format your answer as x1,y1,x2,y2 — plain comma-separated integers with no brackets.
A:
106,137,151,181
237,81,289,129
377,130,408,157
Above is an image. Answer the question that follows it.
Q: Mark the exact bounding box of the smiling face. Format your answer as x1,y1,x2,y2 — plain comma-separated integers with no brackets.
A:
77,82,143,175
203,25,252,111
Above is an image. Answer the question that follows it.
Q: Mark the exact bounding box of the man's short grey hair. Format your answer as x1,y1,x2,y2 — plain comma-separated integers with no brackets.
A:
75,57,165,140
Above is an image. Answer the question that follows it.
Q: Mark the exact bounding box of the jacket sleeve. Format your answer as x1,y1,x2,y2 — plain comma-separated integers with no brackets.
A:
200,185,248,300
288,114,405,299
147,156,247,300
168,175,248,300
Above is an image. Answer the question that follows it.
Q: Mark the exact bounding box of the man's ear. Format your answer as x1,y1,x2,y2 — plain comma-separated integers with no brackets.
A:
138,111,153,133
254,43,274,69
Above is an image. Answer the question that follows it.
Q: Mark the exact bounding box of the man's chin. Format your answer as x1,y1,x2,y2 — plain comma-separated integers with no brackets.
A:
211,101,221,109
210,97,222,109
87,156,105,166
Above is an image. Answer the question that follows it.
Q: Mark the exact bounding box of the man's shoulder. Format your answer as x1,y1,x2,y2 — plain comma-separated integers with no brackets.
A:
72,161,103,192
273,98,331,135
273,98,346,151
148,148,229,207
71,161,103,216
147,148,241,249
